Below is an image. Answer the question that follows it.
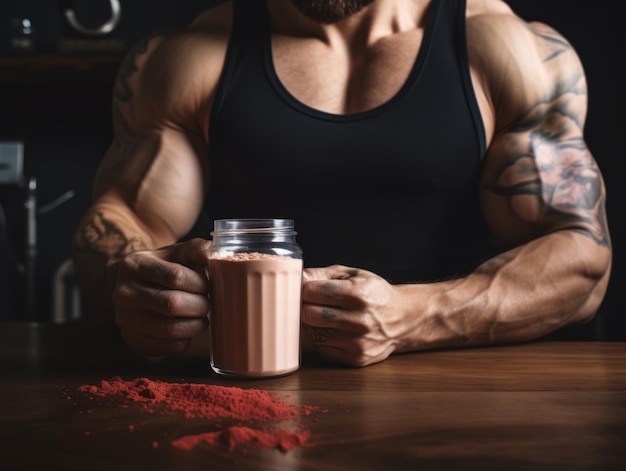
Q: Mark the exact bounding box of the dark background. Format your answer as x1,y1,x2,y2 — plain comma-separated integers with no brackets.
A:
0,1,623,339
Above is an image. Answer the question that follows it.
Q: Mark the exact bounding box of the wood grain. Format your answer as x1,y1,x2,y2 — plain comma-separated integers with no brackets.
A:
0,322,624,471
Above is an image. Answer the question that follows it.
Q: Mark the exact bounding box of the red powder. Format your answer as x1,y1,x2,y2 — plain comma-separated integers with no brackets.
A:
78,377,297,421
171,426,310,452
77,377,319,452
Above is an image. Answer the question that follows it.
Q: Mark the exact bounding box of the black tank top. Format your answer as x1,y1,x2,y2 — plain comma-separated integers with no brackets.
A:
206,0,497,283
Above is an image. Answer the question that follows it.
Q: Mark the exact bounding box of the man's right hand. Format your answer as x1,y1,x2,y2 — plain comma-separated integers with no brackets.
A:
112,238,211,356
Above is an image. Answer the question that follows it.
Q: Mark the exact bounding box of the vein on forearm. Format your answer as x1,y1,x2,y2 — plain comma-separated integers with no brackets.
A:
441,237,597,346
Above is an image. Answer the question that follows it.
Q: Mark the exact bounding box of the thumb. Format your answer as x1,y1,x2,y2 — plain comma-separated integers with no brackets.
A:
164,238,212,268
303,265,358,281
302,267,329,281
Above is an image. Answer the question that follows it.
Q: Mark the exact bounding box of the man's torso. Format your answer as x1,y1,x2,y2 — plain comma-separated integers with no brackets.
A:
201,0,500,281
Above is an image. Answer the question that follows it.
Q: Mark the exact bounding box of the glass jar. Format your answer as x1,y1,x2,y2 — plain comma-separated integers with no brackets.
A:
207,219,303,378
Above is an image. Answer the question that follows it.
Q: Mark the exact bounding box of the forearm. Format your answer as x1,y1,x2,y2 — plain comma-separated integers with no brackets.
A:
71,199,159,321
397,230,611,352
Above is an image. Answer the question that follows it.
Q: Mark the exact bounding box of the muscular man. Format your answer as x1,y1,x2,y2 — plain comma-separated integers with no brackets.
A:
72,0,612,367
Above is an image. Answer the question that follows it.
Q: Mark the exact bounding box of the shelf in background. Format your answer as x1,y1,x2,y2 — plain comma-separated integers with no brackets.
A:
0,52,124,82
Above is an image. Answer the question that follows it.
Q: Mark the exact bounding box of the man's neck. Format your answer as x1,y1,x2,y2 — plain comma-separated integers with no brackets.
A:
268,0,431,49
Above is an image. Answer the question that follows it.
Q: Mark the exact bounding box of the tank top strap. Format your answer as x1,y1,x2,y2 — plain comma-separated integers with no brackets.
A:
419,0,485,155
449,0,486,154
210,0,267,125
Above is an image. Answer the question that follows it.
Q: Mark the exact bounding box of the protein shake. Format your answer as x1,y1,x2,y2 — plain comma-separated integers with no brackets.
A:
207,219,303,378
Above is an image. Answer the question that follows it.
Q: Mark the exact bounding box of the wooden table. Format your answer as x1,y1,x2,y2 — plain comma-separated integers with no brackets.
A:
0,322,624,470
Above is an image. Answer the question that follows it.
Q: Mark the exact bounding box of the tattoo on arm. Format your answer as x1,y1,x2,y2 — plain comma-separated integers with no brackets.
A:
113,38,148,103
486,113,609,248
94,104,158,197
96,31,170,196
113,30,170,103
527,23,572,62
484,21,610,248
74,211,148,258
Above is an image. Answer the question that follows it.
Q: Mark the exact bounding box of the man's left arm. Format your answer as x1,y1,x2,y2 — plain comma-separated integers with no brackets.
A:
411,17,611,351
475,18,612,329
300,17,612,367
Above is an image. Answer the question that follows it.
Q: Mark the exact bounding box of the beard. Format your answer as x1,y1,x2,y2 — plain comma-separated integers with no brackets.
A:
289,0,376,24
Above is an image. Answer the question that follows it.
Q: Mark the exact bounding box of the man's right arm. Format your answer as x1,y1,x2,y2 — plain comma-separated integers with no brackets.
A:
71,200,150,322
72,6,232,325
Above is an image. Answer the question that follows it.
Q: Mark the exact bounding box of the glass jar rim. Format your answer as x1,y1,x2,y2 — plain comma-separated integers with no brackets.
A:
211,218,295,235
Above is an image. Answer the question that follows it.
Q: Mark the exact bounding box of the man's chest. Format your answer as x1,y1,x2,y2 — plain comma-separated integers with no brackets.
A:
269,31,423,115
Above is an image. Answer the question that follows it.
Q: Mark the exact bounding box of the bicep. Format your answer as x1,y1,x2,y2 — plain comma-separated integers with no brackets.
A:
480,124,609,249
92,31,211,246
94,117,208,247
478,22,610,250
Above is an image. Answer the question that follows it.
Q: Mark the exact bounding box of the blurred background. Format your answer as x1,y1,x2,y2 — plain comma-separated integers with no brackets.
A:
0,1,623,339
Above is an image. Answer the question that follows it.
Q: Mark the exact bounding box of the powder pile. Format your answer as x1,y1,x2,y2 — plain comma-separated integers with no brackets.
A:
171,426,310,452
76,376,317,452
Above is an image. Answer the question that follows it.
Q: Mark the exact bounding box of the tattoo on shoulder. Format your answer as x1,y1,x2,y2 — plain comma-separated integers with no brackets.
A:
527,23,572,62
113,30,172,103
484,21,609,249
74,212,148,258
